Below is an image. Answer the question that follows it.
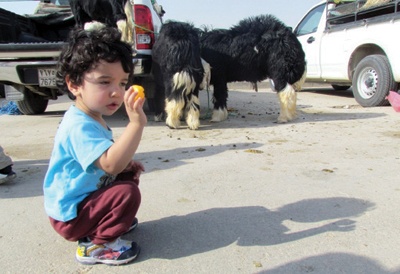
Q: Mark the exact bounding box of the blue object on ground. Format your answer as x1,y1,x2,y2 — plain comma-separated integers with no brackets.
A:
0,101,22,115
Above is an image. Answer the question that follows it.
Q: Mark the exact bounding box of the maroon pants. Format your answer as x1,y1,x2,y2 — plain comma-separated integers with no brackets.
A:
49,176,141,245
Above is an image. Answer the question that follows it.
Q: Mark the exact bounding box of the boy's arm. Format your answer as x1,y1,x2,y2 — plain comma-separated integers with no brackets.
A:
96,88,147,175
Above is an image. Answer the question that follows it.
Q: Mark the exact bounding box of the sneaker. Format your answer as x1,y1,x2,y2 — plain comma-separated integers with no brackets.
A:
0,164,13,174
127,217,138,233
76,237,140,265
0,168,16,185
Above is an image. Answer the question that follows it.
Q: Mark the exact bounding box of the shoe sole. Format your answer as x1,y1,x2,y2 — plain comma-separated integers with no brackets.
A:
0,173,16,185
76,244,140,266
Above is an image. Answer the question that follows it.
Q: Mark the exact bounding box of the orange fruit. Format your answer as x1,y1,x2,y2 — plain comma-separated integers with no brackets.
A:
132,85,145,100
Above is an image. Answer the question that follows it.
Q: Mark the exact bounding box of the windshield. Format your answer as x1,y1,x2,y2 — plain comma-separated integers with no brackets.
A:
295,4,325,36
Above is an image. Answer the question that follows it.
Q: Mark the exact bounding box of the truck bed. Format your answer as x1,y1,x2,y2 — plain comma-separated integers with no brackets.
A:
0,3,74,57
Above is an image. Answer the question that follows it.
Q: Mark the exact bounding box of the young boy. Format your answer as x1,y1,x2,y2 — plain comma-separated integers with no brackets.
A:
43,26,147,266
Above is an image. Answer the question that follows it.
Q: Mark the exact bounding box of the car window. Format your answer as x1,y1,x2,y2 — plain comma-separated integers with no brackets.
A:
295,4,325,36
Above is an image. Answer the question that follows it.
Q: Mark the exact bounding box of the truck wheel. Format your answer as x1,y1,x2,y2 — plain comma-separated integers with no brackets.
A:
332,84,350,91
352,55,397,107
16,89,49,115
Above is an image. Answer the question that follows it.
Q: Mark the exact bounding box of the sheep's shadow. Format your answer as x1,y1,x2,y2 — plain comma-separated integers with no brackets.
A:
135,141,262,172
132,88,387,131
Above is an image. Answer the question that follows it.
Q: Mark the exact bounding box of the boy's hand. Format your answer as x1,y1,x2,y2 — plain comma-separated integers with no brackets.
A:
124,160,145,174
124,86,147,126
116,160,145,184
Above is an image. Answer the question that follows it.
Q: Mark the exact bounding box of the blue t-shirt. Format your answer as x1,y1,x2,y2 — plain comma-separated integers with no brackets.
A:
43,106,115,222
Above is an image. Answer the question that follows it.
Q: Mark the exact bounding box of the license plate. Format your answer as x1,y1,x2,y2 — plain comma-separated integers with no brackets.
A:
38,68,57,87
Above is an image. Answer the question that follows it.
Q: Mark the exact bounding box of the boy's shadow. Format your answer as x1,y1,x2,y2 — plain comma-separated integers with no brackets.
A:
127,197,375,261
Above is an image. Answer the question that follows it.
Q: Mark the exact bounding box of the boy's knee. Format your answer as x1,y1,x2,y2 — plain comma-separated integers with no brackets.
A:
113,181,141,202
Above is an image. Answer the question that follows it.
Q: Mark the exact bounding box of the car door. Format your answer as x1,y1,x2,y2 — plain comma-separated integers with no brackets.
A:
294,3,326,79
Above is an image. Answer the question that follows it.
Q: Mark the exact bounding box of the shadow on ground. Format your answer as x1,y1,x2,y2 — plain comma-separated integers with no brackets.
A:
105,89,387,130
260,252,399,274
126,197,375,261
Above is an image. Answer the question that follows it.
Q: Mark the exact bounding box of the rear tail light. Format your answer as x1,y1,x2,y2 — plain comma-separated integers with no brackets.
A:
134,5,155,50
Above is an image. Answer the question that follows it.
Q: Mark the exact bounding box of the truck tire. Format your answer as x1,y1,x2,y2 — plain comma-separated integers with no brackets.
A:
352,55,397,107
16,89,48,115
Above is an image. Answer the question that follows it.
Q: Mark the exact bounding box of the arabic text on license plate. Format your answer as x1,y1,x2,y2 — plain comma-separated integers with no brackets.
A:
38,68,57,87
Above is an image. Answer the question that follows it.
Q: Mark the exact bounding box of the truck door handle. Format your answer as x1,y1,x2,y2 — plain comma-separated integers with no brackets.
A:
307,36,315,43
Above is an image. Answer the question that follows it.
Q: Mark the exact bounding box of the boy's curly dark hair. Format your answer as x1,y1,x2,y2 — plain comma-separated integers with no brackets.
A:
56,27,134,95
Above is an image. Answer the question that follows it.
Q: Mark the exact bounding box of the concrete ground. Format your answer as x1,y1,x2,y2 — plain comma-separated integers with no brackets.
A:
0,83,399,273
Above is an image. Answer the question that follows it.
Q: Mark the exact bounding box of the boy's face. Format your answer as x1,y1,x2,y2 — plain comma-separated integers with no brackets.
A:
67,61,130,118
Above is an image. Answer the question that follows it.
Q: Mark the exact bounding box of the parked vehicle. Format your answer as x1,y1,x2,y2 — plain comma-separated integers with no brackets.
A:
0,0,163,114
295,0,400,107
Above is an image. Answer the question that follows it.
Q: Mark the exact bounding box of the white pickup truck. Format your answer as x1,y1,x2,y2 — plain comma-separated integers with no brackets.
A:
0,0,163,114
295,0,400,107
